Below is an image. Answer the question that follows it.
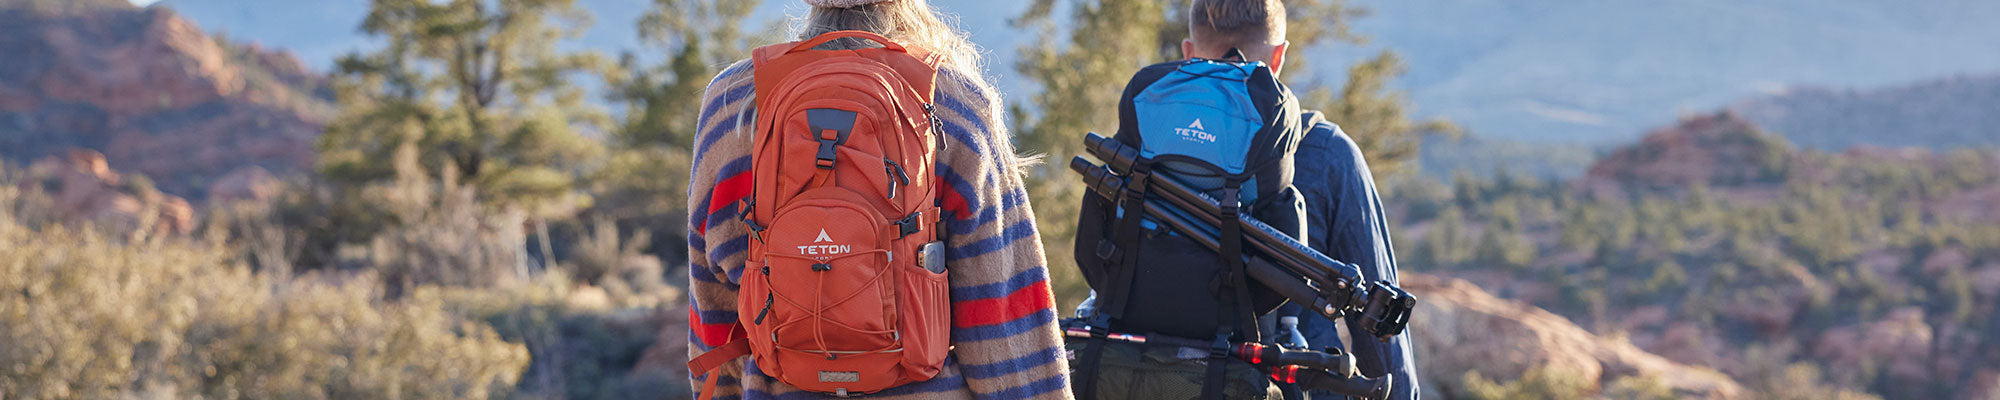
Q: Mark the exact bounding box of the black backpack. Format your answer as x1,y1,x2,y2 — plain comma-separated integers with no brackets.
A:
1073,55,1306,347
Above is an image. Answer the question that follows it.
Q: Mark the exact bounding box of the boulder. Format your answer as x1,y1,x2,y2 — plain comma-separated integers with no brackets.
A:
1405,273,1746,399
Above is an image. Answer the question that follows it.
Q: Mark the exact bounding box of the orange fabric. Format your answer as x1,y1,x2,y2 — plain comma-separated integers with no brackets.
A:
689,340,751,400
687,30,951,397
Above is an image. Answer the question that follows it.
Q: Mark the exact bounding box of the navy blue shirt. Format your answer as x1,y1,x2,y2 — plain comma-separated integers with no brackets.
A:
1283,111,1420,400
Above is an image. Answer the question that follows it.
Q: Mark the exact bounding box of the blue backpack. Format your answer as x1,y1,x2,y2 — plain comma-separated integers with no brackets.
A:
1074,54,1306,342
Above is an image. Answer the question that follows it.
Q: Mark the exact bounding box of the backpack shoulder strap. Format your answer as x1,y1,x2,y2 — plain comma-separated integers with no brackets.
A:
687,339,752,400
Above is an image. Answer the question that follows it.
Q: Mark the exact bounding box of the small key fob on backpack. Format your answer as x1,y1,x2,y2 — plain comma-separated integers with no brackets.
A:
920,241,946,273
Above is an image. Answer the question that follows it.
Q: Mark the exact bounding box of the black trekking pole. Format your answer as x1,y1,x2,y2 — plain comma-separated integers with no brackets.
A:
1073,133,1417,339
1071,157,1342,327
1060,327,1393,400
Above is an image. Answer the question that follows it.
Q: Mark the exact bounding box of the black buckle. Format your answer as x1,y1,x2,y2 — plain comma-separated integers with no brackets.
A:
812,263,832,272
815,137,839,169
1209,334,1233,360
894,212,923,238
807,109,857,170
1219,188,1240,217
1085,314,1112,336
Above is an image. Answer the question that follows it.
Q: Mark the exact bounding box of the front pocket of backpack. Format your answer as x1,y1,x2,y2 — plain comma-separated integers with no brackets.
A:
759,188,898,356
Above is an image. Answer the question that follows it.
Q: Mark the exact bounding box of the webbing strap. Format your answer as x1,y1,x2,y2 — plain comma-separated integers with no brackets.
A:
1080,162,1154,400
1203,185,1255,400
1104,163,1154,320
1075,319,1111,400
688,339,752,400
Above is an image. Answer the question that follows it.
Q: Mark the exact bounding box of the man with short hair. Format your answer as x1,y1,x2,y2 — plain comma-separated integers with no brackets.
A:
1187,1,1419,399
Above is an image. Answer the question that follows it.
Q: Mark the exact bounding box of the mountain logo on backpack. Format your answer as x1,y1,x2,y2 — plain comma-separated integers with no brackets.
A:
798,229,851,256
1174,118,1216,144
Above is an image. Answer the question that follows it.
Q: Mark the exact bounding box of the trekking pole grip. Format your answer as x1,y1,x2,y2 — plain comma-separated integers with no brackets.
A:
788,30,908,54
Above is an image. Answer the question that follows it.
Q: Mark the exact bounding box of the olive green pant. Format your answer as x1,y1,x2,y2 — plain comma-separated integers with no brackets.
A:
1066,340,1282,400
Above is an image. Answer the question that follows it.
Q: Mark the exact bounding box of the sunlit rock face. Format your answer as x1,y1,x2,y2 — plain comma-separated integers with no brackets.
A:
0,3,330,201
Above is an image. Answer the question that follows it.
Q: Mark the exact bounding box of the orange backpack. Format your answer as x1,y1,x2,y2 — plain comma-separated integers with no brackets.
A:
688,31,951,398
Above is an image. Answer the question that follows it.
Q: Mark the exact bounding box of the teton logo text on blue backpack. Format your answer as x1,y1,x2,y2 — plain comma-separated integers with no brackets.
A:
1176,119,1217,144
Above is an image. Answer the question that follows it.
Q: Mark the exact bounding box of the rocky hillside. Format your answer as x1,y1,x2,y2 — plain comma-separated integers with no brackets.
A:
1578,112,1794,194
0,0,330,200
1733,73,2000,151
1405,273,1745,399
1395,110,2000,398
11,148,195,235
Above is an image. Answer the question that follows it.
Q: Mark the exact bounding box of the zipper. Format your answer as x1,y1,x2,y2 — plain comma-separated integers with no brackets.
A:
883,159,911,199
754,265,774,324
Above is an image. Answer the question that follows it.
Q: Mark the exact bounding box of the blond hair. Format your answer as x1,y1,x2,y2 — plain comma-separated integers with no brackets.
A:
1188,0,1287,55
797,1,986,76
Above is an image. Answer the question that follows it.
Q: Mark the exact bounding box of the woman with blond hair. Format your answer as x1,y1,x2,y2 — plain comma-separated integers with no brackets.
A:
684,1,1070,399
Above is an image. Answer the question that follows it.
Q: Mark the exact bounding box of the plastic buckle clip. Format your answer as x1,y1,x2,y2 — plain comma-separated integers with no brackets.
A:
1208,334,1233,360
815,136,839,169
894,212,923,239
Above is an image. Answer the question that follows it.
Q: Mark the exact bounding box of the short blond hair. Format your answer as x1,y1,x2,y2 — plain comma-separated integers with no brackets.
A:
1188,0,1287,55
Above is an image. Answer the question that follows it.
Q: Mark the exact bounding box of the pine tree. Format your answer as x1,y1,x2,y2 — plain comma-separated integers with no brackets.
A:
316,0,610,276
320,0,608,216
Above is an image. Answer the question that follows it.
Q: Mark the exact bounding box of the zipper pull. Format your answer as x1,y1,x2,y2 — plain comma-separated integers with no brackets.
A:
884,159,911,198
754,266,773,324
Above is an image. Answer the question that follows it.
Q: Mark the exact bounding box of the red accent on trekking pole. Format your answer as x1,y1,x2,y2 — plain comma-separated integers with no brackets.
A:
1236,342,1267,365
1271,365,1300,384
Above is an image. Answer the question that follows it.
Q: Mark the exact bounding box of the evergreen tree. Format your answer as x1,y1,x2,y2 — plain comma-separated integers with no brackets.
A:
316,0,609,276
320,0,608,216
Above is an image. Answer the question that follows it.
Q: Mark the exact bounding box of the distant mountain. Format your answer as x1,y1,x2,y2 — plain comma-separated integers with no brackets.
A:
0,2,330,199
1733,73,2000,151
1331,0,2000,144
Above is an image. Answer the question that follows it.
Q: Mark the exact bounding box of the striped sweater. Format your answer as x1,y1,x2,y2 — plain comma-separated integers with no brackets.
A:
686,60,1072,400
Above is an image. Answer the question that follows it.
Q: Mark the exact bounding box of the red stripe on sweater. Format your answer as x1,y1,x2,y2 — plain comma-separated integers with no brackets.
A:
941,181,970,221
701,172,753,235
952,279,1054,328
690,306,746,348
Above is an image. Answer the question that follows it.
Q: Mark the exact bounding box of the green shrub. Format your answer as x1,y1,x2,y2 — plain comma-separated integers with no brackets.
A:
0,205,530,399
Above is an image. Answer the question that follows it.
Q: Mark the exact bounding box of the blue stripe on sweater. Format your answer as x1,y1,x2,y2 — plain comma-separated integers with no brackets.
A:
951,188,1028,236
716,157,754,183
690,261,722,284
936,91,991,138
959,347,1062,380
709,203,741,232
697,309,739,325
952,267,1049,303
696,115,750,167
937,118,989,159
699,67,754,122
692,74,754,169
952,309,1055,342
708,236,749,275
948,219,1038,262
